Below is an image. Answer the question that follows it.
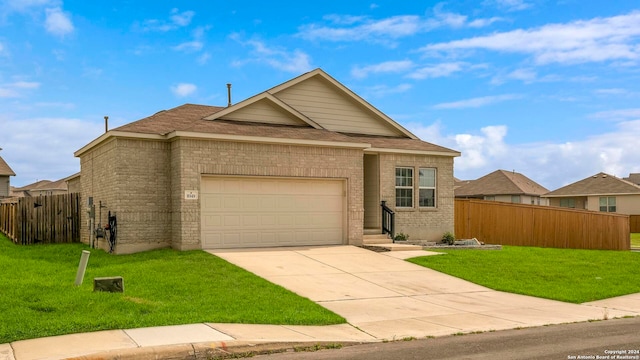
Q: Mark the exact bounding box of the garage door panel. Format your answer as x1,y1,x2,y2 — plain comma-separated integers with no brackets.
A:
201,177,344,249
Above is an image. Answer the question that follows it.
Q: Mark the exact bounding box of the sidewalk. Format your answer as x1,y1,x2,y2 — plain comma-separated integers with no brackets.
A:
3,246,640,360
1,323,376,360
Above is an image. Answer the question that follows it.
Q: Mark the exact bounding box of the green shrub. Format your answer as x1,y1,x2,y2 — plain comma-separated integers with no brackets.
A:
394,233,409,241
442,232,455,245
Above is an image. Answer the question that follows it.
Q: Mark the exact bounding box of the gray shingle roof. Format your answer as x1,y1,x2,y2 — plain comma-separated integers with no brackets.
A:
113,103,458,154
544,172,640,197
455,170,549,197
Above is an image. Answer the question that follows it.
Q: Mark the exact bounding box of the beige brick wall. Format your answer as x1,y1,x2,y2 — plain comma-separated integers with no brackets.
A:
79,135,456,253
171,139,364,250
379,153,455,242
80,138,172,254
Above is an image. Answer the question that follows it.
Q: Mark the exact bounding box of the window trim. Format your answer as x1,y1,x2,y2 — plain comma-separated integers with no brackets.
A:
395,167,414,208
418,167,436,208
599,196,616,212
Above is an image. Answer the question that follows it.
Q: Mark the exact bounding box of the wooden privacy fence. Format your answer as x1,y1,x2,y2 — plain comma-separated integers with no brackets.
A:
0,193,81,245
631,215,640,233
455,199,630,250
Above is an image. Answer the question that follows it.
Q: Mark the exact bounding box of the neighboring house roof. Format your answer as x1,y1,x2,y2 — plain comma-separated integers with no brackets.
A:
10,177,69,197
0,156,16,176
77,69,460,158
623,173,640,186
455,170,549,197
544,172,640,197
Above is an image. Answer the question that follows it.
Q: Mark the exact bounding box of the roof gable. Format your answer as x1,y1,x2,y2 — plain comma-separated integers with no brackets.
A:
204,93,321,129
267,69,417,138
0,156,15,176
455,170,549,197
545,172,640,197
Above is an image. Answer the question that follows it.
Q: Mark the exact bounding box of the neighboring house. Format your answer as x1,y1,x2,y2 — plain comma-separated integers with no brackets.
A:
0,155,16,198
624,173,640,186
65,173,81,193
455,169,550,205
543,172,640,214
75,69,460,254
10,178,69,197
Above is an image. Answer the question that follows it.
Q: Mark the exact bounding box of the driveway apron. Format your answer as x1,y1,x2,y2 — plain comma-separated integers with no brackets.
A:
208,246,639,340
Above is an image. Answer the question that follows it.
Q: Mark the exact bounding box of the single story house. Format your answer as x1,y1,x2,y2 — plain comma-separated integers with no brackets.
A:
10,178,69,198
0,155,15,198
455,169,549,205
75,69,460,254
543,172,640,214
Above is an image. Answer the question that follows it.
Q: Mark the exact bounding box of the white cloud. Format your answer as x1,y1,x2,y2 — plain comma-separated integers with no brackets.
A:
490,67,561,84
594,88,628,95
141,8,195,32
45,7,73,37
485,0,532,12
0,81,40,98
351,60,414,79
408,62,465,79
590,108,640,121
408,121,640,189
298,6,501,45
1,0,55,14
432,94,521,109
197,52,211,65
299,15,423,43
172,41,203,52
421,11,640,65
231,36,313,73
171,83,197,97
364,83,412,97
0,116,103,186
170,8,195,27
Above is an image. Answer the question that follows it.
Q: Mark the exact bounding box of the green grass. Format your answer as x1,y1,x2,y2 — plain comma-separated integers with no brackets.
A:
631,233,640,247
408,246,640,304
0,235,344,343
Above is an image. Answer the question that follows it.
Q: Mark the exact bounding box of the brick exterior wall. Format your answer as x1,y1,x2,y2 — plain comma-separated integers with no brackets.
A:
80,138,172,254
379,153,455,242
79,135,455,253
171,138,364,250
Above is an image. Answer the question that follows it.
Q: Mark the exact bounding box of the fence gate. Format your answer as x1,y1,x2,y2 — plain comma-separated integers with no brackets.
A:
0,193,81,244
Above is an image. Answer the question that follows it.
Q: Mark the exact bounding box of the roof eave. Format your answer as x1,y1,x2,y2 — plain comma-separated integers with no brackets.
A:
74,131,165,157
365,147,461,157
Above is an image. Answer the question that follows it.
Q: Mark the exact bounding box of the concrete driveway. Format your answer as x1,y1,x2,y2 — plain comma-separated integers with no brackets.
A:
209,246,639,340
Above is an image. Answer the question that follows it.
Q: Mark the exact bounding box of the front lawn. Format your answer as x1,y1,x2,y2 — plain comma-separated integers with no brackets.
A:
0,235,344,343
631,233,640,247
408,246,640,304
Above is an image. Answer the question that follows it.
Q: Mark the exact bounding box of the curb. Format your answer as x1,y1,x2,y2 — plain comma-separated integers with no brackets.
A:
66,340,364,360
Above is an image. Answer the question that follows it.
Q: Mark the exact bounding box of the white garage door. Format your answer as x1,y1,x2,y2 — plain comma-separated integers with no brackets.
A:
201,177,345,249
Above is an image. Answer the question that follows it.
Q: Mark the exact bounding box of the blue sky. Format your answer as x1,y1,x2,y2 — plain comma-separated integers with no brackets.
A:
1,0,640,189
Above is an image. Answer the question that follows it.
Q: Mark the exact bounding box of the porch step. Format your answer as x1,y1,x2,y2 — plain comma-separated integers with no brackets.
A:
363,233,392,245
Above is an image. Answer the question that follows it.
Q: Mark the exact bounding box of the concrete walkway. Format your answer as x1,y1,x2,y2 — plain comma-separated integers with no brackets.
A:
210,246,640,339
2,246,640,360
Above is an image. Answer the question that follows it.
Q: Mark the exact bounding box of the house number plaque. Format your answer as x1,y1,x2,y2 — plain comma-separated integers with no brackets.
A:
185,190,199,200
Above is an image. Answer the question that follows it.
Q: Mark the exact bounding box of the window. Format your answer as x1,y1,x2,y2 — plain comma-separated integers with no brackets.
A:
395,167,413,207
419,168,436,207
599,197,616,212
560,198,575,208
511,195,521,204
485,196,495,201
